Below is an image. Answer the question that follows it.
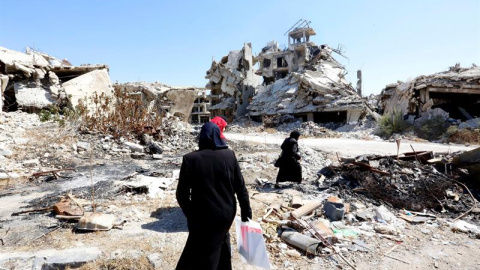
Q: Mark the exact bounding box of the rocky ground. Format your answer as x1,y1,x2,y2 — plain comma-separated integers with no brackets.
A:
1,112,480,270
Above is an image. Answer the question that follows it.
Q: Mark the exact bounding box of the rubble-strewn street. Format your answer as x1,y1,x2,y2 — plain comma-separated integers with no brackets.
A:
2,108,480,269
1,12,480,270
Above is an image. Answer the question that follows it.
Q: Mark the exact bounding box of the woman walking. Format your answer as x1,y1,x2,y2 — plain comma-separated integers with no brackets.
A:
176,122,252,270
275,130,302,187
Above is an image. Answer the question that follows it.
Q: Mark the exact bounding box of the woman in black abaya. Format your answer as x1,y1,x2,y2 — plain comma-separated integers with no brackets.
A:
176,122,252,270
275,130,302,187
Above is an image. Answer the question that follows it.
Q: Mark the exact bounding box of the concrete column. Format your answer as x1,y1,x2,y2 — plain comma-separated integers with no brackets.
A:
0,75,9,113
356,70,362,97
307,113,314,122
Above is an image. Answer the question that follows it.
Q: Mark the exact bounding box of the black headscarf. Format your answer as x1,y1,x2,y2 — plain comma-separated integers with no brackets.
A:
198,122,228,150
290,130,301,140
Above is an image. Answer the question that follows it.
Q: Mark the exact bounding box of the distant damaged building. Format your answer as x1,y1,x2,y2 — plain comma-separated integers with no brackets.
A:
379,64,480,121
117,82,206,123
0,46,112,113
205,23,365,124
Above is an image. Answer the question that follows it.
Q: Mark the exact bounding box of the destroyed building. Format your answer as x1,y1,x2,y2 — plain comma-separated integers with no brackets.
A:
191,89,212,124
117,82,205,123
0,46,113,114
205,43,260,121
205,22,365,124
379,64,480,122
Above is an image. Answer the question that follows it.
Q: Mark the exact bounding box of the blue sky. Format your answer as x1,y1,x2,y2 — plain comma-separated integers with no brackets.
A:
1,0,479,95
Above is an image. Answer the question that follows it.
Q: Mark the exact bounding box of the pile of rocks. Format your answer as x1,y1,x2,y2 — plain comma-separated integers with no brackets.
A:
0,111,44,182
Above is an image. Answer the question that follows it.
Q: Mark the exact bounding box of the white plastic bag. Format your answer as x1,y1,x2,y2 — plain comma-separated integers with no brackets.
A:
235,217,271,269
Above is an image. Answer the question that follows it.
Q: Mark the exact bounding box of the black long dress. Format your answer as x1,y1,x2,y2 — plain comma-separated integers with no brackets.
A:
176,122,252,270
276,137,302,183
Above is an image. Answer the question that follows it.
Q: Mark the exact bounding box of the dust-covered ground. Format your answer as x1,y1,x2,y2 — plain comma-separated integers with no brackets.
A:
1,112,480,270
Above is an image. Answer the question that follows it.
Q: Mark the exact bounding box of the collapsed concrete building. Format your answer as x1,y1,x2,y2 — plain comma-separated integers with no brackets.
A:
205,24,365,124
379,64,480,122
116,82,206,123
205,43,260,121
0,46,113,113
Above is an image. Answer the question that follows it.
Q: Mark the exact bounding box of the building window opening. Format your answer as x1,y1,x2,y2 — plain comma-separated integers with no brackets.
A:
277,57,288,68
263,58,271,68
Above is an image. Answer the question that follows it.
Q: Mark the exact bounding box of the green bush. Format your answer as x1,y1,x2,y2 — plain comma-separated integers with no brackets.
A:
39,109,52,122
414,115,449,141
39,105,77,126
376,110,410,138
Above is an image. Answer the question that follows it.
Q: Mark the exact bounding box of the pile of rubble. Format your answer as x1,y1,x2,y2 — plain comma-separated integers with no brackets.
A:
72,115,198,161
251,148,480,268
0,111,43,182
248,44,364,121
0,46,113,113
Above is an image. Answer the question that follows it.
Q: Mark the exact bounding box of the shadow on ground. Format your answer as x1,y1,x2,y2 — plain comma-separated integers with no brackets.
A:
141,206,188,233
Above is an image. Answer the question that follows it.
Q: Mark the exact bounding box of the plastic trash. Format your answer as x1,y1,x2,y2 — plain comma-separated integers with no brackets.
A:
235,217,271,269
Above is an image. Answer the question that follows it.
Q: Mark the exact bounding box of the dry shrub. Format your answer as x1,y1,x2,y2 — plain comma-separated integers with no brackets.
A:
76,85,162,138
70,256,153,270
446,126,480,144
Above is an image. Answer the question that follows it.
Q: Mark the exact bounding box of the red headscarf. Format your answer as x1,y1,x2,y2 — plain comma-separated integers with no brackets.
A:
210,116,227,139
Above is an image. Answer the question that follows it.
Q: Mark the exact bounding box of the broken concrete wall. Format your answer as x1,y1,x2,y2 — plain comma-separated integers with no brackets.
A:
0,46,110,113
14,83,55,109
63,69,114,112
116,82,203,122
165,89,198,121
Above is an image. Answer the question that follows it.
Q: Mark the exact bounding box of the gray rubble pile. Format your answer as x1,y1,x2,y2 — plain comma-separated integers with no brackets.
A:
248,50,364,120
0,111,44,182
254,148,480,269
155,116,197,152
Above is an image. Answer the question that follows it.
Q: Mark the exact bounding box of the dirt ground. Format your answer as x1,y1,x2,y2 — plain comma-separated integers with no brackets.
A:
1,117,480,270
